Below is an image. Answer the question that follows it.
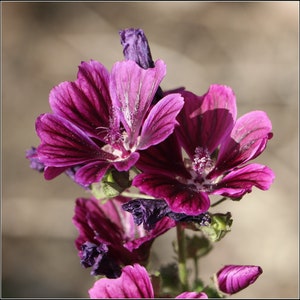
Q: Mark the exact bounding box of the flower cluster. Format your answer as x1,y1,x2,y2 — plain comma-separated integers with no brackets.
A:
26,28,274,298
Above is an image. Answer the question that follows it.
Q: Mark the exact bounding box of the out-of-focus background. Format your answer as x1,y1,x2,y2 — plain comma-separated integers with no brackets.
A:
2,1,298,298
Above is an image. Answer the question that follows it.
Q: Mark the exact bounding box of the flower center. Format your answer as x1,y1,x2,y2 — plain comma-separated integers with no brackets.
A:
192,147,214,176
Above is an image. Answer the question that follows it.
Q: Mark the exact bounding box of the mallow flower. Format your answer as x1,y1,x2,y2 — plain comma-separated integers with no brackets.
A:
72,197,175,278
35,57,184,186
88,263,208,299
133,84,275,215
215,265,263,295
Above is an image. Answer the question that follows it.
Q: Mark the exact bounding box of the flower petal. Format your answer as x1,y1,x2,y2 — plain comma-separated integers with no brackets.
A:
136,134,189,178
74,161,111,185
216,110,273,170
176,291,208,299
109,59,166,142
138,93,184,150
36,113,115,167
176,85,236,157
49,60,112,139
216,265,263,295
211,164,275,198
133,174,210,215
88,263,154,298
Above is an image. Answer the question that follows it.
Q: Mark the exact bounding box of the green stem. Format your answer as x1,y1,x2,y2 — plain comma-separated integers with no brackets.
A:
211,197,228,207
176,223,188,291
193,257,199,286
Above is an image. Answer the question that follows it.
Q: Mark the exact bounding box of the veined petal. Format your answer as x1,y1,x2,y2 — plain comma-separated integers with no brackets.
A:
216,265,263,295
133,174,210,215
74,162,111,185
88,264,154,298
49,60,112,139
216,111,273,170
211,164,275,198
176,85,236,156
176,292,208,299
36,114,115,167
109,59,166,142
138,93,184,149
136,134,189,178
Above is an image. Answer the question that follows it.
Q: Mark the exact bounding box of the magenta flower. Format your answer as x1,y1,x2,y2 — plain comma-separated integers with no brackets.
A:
216,265,263,295
133,84,275,215
35,58,184,186
88,263,208,299
72,197,175,277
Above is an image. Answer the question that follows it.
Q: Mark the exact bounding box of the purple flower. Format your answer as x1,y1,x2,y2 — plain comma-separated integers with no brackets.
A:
216,265,263,295
88,263,208,299
133,84,275,215
35,58,184,186
72,197,175,277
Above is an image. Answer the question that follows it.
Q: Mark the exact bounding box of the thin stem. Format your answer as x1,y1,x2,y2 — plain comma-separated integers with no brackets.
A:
211,197,228,207
176,223,188,291
193,257,199,286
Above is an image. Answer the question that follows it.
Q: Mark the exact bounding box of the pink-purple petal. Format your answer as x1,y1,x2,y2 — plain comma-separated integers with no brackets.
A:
133,174,210,215
139,93,184,150
36,113,115,167
211,164,275,198
176,85,236,157
176,291,208,299
109,59,166,141
216,110,273,171
49,60,112,139
88,264,154,298
74,162,111,185
216,265,263,295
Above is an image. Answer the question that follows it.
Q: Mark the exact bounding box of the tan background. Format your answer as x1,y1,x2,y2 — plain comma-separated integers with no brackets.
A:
2,1,299,298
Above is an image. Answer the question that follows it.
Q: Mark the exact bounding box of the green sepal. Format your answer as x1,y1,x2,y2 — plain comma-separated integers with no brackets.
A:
90,168,131,200
200,212,233,242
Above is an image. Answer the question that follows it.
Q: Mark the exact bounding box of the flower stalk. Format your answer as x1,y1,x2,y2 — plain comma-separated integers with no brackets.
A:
176,223,189,291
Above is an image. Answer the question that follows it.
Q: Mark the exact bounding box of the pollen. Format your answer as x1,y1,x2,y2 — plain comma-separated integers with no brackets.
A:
192,147,214,176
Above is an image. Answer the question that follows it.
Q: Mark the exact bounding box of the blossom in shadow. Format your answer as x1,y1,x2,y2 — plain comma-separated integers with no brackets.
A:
88,263,208,299
133,84,275,215
72,197,175,278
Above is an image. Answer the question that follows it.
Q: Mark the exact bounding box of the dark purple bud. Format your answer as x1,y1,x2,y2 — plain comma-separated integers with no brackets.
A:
80,241,121,278
216,265,263,294
26,147,45,172
168,211,211,226
119,28,154,69
119,28,164,104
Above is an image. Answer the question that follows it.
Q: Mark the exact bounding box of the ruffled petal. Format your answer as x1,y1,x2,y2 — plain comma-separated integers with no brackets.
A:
133,174,210,215
109,59,166,143
211,163,275,198
49,60,112,139
88,263,154,298
138,93,184,150
176,85,236,157
216,110,273,171
36,113,115,167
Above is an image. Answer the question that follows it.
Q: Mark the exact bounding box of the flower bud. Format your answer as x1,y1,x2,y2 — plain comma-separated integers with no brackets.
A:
215,265,263,294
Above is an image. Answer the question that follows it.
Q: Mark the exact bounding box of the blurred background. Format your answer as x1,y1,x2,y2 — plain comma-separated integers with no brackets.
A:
2,1,298,298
